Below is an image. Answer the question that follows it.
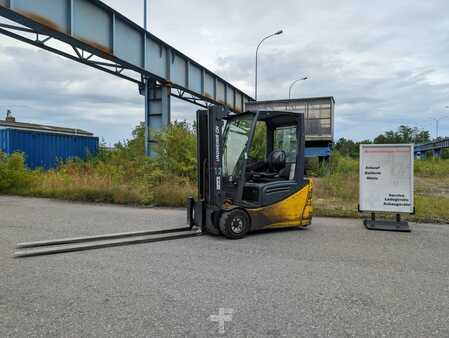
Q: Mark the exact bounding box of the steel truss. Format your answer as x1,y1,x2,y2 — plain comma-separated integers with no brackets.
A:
0,22,142,84
0,21,218,111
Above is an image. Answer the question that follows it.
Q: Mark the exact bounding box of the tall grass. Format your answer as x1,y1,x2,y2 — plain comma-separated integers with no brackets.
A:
415,159,449,177
313,152,359,201
311,152,449,223
0,126,448,223
0,122,197,206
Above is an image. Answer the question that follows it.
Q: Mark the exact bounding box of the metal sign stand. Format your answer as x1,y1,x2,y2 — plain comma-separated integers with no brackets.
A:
363,212,411,232
359,144,414,233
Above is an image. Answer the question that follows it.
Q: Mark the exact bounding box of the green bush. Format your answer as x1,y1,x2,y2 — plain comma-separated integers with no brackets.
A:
153,121,197,181
329,152,358,175
305,157,320,176
442,148,449,160
310,151,358,177
0,152,34,193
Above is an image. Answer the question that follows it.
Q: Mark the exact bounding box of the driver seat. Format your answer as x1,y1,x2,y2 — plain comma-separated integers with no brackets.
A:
250,150,290,182
267,150,287,172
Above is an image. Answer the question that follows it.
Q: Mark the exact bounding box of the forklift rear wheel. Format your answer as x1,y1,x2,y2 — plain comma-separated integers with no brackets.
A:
219,209,250,239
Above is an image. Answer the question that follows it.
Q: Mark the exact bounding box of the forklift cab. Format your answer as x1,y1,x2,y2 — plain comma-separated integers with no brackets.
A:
222,110,306,208
188,106,313,239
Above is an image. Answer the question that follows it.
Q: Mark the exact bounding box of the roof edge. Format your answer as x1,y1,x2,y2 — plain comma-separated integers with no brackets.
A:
246,96,336,105
0,120,94,136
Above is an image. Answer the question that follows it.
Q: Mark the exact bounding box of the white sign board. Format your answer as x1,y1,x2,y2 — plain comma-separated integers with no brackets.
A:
359,144,414,213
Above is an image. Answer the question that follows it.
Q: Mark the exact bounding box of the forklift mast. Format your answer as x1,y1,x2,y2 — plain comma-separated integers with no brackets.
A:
190,106,230,229
197,106,229,206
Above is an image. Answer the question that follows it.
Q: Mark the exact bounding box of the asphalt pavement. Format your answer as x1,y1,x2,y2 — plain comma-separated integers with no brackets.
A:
1,196,449,337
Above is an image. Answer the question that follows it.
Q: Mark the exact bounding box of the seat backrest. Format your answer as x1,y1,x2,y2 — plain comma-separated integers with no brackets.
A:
267,150,286,171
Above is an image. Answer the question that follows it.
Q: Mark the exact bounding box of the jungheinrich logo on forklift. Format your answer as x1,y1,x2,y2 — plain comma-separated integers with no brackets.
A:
215,125,221,191
215,126,220,163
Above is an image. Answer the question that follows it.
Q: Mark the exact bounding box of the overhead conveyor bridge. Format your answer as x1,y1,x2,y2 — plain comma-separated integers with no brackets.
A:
0,0,254,156
415,137,449,159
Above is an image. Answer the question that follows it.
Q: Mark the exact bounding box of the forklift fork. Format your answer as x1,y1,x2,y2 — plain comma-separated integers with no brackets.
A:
15,225,203,258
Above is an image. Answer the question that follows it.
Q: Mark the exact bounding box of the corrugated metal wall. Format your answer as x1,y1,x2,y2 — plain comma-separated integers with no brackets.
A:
0,128,98,169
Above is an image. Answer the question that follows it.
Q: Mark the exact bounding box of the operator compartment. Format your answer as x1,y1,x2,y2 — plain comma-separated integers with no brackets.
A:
222,110,307,208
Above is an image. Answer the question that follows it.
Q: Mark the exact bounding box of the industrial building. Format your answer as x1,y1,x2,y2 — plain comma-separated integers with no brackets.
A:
246,97,335,158
0,111,98,169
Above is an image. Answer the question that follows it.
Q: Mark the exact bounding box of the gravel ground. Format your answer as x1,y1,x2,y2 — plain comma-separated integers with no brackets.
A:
1,196,449,337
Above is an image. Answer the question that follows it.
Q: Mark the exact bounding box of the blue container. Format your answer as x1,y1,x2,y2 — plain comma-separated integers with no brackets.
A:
0,128,99,169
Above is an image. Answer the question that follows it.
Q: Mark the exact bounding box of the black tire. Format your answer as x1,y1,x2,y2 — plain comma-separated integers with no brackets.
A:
219,209,250,239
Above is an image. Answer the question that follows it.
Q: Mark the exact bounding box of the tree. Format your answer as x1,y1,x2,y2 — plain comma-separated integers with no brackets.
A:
333,125,432,159
334,138,357,158
334,138,371,158
373,125,430,144
153,121,197,181
414,130,431,144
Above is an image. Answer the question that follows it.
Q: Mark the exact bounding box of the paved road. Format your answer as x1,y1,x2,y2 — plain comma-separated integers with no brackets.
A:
1,196,449,337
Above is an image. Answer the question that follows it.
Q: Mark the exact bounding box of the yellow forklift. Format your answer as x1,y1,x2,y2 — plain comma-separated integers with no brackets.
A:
15,106,312,257
188,106,313,239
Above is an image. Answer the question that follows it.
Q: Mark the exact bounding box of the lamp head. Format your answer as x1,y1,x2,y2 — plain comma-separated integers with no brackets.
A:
275,30,283,35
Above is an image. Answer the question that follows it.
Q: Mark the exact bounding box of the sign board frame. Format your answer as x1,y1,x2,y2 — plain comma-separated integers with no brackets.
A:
359,144,414,214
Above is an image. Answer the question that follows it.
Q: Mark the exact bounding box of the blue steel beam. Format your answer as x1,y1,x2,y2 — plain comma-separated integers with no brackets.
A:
0,0,252,113
415,137,449,153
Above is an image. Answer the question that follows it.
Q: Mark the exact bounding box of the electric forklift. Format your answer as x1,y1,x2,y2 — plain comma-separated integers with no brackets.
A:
15,105,313,257
188,106,313,239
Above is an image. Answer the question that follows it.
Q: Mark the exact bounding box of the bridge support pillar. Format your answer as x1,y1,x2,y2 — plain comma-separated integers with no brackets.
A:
143,81,171,157
433,149,442,160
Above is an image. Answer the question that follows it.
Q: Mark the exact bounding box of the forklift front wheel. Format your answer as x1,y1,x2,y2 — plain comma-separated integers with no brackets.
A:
219,209,250,239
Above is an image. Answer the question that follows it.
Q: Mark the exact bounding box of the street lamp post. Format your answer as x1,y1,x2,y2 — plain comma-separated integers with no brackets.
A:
255,30,283,101
433,117,449,139
288,76,308,99
432,107,449,139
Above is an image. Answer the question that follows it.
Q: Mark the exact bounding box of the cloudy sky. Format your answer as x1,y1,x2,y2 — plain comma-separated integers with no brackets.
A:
1,0,449,144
